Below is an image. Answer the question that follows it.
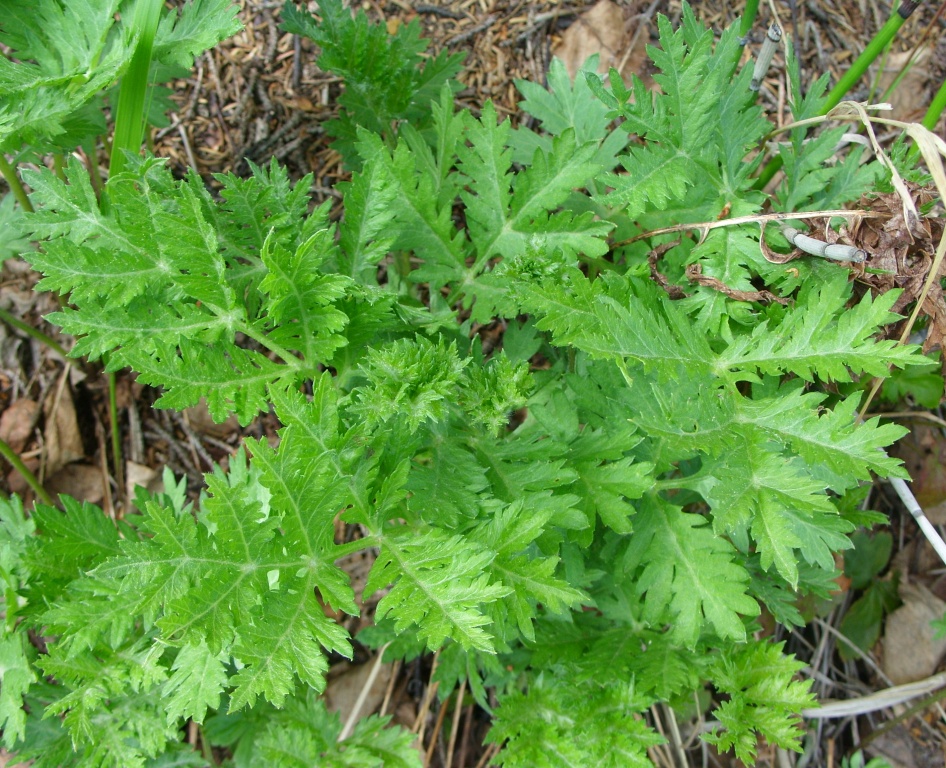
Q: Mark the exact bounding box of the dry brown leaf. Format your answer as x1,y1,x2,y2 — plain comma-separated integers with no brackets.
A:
685,263,790,305
552,0,645,82
867,724,926,768
42,373,84,477
45,463,105,506
0,399,39,453
126,460,163,499
848,184,946,360
184,400,240,440
324,660,393,722
873,48,932,123
881,581,946,685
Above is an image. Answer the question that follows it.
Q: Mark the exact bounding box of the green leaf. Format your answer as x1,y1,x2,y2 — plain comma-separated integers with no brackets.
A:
0,0,238,153
351,336,468,433
163,642,228,725
259,221,352,364
0,193,32,263
366,526,510,653
525,271,714,374
337,150,400,283
0,0,131,151
251,689,421,768
838,579,900,661
473,500,586,642
621,497,759,646
845,531,893,590
281,0,463,165
153,0,241,70
718,274,922,382
0,634,35,748
488,675,661,767
706,641,816,762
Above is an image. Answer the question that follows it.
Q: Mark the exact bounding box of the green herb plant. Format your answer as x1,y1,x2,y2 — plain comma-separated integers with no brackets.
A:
0,1,937,766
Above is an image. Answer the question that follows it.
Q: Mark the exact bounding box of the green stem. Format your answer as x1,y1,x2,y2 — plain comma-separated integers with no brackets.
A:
922,77,946,130
652,477,701,493
739,0,760,39
0,437,54,506
52,153,67,182
822,1,917,113
239,323,306,369
754,0,920,190
0,154,33,213
393,250,412,281
0,307,70,359
108,0,163,179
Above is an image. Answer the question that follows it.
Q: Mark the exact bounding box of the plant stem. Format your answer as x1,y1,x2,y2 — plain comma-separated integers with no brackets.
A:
922,77,946,130
754,0,921,190
109,0,163,179
52,153,67,182
82,137,105,202
239,323,306,370
739,0,760,40
0,307,70,359
107,371,125,509
822,1,919,112
0,154,33,213
0,437,54,506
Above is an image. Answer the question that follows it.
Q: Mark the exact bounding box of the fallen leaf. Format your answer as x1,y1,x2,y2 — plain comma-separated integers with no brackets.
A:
849,184,946,364
324,659,393,723
42,373,84,477
552,0,646,82
184,399,240,440
6,456,40,497
45,463,104,506
867,724,923,768
881,581,946,685
0,399,38,453
126,460,163,499
873,48,932,123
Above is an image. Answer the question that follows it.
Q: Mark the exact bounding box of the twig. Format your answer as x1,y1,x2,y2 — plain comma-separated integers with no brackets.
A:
444,678,466,768
877,410,946,430
423,690,451,767
339,642,391,741
379,658,400,717
473,742,499,768
457,700,475,768
446,15,497,47
803,671,946,718
662,702,688,768
620,208,882,246
173,115,200,175
616,0,662,75
415,4,464,19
